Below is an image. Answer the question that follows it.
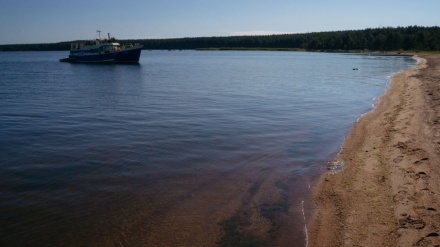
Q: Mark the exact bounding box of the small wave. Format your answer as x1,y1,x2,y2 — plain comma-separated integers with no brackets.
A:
302,200,309,247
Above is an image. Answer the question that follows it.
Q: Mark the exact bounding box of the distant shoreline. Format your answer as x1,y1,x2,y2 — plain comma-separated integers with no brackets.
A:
308,55,440,246
0,47,419,57
195,47,416,56
1,26,439,52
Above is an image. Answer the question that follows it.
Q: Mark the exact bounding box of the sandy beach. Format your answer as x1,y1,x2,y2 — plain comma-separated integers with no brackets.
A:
309,54,440,246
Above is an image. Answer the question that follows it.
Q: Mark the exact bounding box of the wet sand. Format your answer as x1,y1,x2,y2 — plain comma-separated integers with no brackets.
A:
309,55,440,246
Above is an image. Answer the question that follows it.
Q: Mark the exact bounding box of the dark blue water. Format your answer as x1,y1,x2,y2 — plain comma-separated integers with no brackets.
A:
0,51,415,246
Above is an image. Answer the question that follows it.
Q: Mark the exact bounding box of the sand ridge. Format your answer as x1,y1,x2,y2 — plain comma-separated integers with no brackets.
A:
309,55,440,246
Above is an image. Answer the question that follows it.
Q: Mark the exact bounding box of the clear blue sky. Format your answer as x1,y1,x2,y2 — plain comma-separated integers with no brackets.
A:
0,0,439,44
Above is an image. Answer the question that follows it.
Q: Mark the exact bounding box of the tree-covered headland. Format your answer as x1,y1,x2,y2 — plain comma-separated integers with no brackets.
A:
1,26,439,52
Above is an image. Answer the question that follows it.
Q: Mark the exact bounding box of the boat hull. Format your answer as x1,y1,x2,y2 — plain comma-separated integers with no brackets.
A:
65,47,142,63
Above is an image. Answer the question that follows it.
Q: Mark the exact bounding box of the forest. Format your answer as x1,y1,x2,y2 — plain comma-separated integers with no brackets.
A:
1,26,439,52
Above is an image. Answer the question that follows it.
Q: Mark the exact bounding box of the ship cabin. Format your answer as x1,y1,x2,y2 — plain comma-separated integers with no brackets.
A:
70,41,134,56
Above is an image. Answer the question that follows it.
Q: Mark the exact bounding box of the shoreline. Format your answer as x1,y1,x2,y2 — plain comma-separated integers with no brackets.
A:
308,55,440,246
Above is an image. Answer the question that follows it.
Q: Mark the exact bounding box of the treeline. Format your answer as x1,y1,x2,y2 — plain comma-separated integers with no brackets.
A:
1,26,440,52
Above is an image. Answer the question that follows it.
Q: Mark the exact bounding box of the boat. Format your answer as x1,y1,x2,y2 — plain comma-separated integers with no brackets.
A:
60,31,143,63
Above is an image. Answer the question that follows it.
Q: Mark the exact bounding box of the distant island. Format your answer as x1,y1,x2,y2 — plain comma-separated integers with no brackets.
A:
1,26,439,52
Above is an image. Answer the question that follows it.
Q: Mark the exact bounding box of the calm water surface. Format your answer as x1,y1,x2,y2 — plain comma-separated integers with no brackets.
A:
0,51,415,246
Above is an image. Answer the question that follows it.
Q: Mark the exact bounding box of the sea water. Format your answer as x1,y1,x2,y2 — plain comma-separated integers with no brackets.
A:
0,51,415,246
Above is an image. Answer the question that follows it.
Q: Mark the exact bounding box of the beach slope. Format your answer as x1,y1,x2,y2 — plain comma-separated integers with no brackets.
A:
309,55,440,246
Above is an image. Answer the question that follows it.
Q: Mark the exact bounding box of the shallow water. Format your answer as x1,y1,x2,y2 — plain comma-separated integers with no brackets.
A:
0,51,415,246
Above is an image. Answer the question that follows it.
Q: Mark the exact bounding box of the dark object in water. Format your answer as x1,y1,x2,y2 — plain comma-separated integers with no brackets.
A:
59,57,75,62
